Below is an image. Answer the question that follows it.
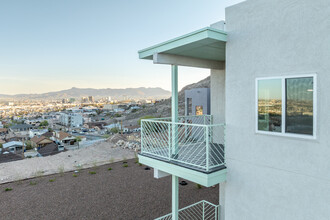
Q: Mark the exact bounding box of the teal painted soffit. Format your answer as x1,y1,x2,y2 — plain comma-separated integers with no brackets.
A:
139,155,227,187
138,27,227,61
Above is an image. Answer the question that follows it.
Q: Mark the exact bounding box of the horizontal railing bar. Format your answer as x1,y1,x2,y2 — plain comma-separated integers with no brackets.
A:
142,119,225,127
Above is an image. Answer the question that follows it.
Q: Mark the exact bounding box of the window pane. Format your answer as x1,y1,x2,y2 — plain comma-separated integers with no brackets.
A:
285,77,313,135
195,106,203,115
258,79,282,132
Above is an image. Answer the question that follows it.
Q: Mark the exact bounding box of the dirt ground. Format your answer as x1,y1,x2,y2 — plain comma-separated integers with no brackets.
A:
0,141,135,184
0,159,219,220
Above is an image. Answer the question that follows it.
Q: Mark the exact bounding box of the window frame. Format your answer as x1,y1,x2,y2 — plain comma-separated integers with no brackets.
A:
255,74,317,139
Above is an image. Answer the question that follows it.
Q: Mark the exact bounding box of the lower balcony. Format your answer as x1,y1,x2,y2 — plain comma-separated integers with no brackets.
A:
155,200,219,220
140,115,226,173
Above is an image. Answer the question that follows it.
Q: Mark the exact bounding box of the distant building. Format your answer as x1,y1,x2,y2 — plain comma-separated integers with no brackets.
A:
0,128,8,136
59,113,83,128
29,129,48,138
103,104,119,111
81,97,88,103
54,131,77,146
3,141,25,153
30,136,54,148
9,124,32,135
37,142,61,157
88,96,94,102
185,88,210,116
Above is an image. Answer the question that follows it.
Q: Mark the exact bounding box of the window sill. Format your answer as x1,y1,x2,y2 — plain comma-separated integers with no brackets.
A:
255,130,317,141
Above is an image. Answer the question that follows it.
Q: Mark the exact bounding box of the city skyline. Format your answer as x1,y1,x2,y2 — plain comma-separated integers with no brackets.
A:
0,0,243,95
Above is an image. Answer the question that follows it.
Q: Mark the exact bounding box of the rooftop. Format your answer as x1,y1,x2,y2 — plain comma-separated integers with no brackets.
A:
138,26,227,63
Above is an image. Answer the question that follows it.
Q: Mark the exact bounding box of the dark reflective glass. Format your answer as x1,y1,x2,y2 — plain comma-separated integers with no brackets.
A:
285,77,313,135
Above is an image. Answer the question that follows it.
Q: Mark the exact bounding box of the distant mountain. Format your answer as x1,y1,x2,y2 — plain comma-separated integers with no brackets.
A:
0,87,171,100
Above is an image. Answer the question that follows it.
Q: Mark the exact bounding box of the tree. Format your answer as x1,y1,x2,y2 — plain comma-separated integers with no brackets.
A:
110,127,119,134
25,141,33,150
40,120,49,127
0,143,3,149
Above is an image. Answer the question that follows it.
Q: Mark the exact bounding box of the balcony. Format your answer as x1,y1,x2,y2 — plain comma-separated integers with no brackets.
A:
140,115,225,173
155,200,219,220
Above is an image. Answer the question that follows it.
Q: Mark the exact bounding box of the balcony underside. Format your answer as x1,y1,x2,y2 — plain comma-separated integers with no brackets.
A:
138,154,227,187
141,142,225,173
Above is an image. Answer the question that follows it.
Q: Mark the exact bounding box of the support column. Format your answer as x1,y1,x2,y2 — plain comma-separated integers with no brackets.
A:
171,65,179,220
172,175,179,220
171,65,178,155
219,182,226,220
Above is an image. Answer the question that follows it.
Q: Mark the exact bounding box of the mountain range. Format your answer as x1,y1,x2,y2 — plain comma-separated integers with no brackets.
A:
0,87,171,100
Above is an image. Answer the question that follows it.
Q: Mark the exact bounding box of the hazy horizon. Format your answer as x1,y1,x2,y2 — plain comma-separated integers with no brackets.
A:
0,0,244,95
0,85,171,96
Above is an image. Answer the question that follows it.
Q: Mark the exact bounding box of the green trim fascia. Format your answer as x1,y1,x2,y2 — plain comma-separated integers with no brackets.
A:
138,27,227,60
138,155,227,187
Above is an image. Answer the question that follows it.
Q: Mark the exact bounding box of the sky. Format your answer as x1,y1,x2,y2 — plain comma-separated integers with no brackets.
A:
0,0,244,95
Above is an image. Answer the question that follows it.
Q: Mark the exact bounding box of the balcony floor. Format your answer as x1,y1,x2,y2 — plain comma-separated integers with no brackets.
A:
141,142,225,173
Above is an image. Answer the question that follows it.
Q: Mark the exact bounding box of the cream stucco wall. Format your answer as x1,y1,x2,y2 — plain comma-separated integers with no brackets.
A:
220,0,330,219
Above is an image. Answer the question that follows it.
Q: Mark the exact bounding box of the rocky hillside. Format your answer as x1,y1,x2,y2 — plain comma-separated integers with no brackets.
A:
125,76,210,121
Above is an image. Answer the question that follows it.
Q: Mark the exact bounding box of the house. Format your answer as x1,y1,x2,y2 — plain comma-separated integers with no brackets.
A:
42,131,55,139
9,124,32,135
30,136,54,148
137,1,329,219
3,141,25,153
0,128,8,136
29,129,48,138
37,142,61,157
54,131,77,145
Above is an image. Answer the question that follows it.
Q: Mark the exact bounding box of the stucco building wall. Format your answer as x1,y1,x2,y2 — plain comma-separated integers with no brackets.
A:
215,0,330,219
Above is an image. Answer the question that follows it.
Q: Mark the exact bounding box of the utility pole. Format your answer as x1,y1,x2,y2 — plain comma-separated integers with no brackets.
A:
21,139,25,159
121,120,123,135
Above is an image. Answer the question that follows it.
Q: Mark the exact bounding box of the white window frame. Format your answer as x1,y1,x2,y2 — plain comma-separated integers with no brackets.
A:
255,73,317,140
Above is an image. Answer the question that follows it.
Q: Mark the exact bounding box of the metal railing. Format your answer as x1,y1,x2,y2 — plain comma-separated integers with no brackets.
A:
141,115,225,172
155,200,219,220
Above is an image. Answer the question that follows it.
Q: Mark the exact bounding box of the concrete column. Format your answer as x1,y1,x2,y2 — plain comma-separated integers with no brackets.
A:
210,69,226,124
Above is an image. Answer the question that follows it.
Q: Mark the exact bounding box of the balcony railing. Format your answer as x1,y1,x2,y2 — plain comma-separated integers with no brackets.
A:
155,200,219,220
140,115,225,172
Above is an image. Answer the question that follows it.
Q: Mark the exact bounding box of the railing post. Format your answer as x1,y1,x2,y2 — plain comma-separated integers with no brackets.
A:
168,123,171,160
172,175,179,220
202,201,205,220
206,126,209,172
140,121,143,153
215,205,218,220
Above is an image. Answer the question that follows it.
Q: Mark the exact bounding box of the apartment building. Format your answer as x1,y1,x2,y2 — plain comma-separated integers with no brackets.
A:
137,0,329,219
59,113,83,128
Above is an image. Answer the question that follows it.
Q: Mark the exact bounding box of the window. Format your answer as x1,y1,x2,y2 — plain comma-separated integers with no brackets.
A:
196,106,203,115
256,74,316,138
187,98,192,115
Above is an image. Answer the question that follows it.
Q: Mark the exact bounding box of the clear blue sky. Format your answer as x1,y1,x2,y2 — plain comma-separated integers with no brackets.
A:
0,0,244,95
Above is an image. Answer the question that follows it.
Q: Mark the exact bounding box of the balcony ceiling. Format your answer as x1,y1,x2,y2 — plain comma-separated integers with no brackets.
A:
138,27,227,62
